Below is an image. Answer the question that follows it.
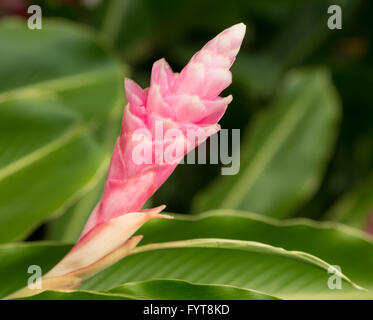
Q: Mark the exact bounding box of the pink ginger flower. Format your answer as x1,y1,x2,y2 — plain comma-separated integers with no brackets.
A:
42,23,246,286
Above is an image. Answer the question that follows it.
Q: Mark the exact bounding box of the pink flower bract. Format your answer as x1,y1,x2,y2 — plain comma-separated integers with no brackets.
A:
46,23,246,280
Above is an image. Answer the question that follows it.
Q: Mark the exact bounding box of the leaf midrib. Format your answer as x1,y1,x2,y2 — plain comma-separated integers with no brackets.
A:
0,66,116,104
0,123,88,182
0,67,115,182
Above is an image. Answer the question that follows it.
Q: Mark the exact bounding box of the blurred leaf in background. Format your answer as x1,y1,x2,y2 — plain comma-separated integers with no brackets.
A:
193,69,340,218
327,174,373,232
0,19,125,242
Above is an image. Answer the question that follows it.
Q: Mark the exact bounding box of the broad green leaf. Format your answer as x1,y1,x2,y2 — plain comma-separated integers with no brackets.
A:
107,279,279,300
193,69,340,218
17,290,133,300
20,279,279,300
0,242,71,298
45,96,125,242
82,238,369,299
0,19,124,242
45,160,107,242
0,228,371,299
327,173,373,232
135,211,373,291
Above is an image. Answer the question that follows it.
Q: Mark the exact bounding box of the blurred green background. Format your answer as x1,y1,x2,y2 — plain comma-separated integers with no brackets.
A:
0,0,372,243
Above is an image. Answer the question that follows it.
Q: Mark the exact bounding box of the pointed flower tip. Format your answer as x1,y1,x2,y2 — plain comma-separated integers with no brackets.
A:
124,77,132,87
231,22,246,37
124,77,143,93
233,22,246,33
158,204,167,211
161,213,174,220
144,204,166,213
200,23,245,68
225,22,246,47
127,234,143,246
143,204,174,220
147,212,174,221
228,22,246,34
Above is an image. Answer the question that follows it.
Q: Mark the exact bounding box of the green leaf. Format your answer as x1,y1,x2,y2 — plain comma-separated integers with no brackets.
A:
0,242,71,298
46,91,125,243
107,279,280,300
82,238,369,300
45,163,107,242
0,19,124,242
2,215,372,299
135,211,373,291
327,173,373,232
19,279,279,300
17,290,134,300
193,69,340,218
